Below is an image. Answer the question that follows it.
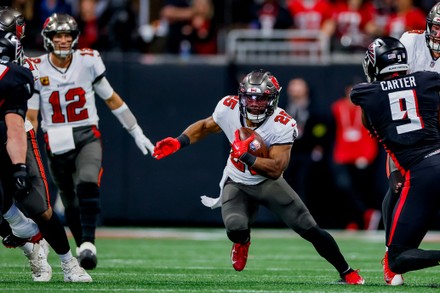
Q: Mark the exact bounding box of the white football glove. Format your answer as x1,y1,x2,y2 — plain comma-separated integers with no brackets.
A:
129,125,155,155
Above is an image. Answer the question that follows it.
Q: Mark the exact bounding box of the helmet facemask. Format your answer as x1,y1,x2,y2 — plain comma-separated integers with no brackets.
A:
0,31,23,65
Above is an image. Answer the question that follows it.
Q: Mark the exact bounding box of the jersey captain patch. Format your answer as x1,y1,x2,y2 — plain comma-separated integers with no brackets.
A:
40,76,49,86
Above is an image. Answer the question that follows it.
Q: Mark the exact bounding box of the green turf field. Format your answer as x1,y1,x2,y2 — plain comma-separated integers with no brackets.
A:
1,228,440,292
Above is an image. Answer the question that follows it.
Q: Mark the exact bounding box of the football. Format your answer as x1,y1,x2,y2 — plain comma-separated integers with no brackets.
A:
238,127,269,158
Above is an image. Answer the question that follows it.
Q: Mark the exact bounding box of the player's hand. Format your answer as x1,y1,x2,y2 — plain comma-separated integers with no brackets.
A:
12,163,31,200
153,137,181,160
129,125,155,156
231,129,255,160
389,170,404,194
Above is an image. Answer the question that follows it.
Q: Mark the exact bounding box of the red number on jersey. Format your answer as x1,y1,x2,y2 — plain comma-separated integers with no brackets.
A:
274,110,292,125
223,96,238,109
79,48,94,56
48,88,89,123
230,150,258,175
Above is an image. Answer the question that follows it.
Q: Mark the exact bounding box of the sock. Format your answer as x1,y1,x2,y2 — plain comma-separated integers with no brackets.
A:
35,213,70,255
59,250,73,263
4,204,39,238
19,242,34,254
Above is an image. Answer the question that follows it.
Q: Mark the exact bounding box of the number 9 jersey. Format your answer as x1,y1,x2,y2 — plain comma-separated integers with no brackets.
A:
27,48,107,132
350,71,440,171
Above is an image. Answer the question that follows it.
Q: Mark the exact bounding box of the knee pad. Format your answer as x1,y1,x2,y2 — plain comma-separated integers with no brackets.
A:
226,229,250,244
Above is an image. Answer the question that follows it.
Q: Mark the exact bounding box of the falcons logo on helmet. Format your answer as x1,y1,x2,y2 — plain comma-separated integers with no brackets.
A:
367,40,381,65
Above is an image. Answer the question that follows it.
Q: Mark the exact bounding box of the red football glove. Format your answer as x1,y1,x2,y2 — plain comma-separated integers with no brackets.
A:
231,129,255,160
153,137,181,160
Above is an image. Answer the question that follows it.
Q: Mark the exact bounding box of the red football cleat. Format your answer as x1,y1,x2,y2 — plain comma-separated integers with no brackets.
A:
341,269,365,285
382,252,404,285
231,242,251,271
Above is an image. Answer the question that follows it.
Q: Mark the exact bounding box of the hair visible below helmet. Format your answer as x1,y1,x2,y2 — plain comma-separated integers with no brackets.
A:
363,37,409,82
0,30,23,65
41,13,79,58
238,69,282,123
426,2,440,52
0,7,25,39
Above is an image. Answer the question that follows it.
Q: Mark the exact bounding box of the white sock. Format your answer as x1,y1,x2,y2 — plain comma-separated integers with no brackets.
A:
3,204,39,238
59,250,73,262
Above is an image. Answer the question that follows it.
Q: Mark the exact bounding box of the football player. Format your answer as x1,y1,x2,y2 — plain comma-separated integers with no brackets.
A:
352,36,440,282
380,2,440,285
0,6,93,282
26,13,155,270
153,69,365,285
0,30,92,282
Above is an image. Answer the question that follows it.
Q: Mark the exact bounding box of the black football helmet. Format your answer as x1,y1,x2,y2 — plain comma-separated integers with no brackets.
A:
0,7,25,39
363,37,409,82
426,2,440,52
238,69,282,123
41,13,79,58
0,30,23,65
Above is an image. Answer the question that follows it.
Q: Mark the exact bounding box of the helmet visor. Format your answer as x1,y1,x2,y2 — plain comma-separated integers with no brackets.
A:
240,93,271,115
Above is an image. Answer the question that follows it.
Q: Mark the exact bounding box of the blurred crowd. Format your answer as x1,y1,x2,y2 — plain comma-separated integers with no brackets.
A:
3,0,438,55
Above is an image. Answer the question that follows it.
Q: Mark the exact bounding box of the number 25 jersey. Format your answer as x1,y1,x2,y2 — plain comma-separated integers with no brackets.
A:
213,95,297,185
27,49,106,132
350,71,440,171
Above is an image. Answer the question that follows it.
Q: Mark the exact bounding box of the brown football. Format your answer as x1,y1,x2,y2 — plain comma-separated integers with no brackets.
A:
238,127,269,158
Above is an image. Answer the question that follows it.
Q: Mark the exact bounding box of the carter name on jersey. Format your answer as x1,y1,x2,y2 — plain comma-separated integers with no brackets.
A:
380,76,416,91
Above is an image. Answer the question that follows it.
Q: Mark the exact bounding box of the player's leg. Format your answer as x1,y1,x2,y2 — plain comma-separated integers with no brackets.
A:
221,181,258,271
260,177,364,284
388,160,440,274
25,131,91,282
74,138,102,270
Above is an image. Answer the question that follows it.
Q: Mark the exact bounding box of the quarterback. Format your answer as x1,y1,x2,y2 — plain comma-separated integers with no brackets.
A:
154,69,365,285
26,13,154,270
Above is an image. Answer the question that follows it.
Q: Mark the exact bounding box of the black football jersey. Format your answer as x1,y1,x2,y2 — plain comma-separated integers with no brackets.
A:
351,71,440,170
0,61,34,120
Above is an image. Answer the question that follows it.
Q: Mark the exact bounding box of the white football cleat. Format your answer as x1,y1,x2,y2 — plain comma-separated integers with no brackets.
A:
24,242,52,282
61,257,92,282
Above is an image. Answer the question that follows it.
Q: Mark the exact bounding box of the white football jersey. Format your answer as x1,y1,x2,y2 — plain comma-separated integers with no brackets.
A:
213,95,297,185
27,49,107,131
400,31,440,73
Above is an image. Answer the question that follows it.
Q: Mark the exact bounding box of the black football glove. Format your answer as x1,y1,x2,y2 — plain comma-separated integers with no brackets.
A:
12,163,31,200
389,170,404,195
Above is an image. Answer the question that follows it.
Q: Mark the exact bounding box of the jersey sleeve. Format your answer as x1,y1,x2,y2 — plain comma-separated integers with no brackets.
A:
27,93,40,110
79,49,106,83
212,95,236,127
399,32,417,72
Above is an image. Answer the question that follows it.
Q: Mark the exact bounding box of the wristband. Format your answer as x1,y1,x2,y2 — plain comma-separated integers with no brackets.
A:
177,134,190,149
240,152,257,167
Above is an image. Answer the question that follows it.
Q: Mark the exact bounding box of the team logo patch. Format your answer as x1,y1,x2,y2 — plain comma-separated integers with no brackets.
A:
40,76,50,86
367,40,380,65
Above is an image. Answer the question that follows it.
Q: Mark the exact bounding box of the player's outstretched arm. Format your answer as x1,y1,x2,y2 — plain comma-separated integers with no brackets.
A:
153,116,221,160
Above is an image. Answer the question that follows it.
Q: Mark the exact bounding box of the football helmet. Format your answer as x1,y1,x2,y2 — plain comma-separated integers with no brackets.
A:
0,7,25,39
0,30,23,65
41,13,79,58
363,37,409,82
426,2,440,52
238,69,282,123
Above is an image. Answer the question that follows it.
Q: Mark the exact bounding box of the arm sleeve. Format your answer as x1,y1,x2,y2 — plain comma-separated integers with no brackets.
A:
93,77,114,100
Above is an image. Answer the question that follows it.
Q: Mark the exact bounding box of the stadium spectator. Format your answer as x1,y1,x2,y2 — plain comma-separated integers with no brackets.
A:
160,0,217,55
282,78,328,205
77,0,99,49
331,0,376,52
249,0,293,31
286,0,335,37
153,69,365,285
384,0,425,38
330,81,384,230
